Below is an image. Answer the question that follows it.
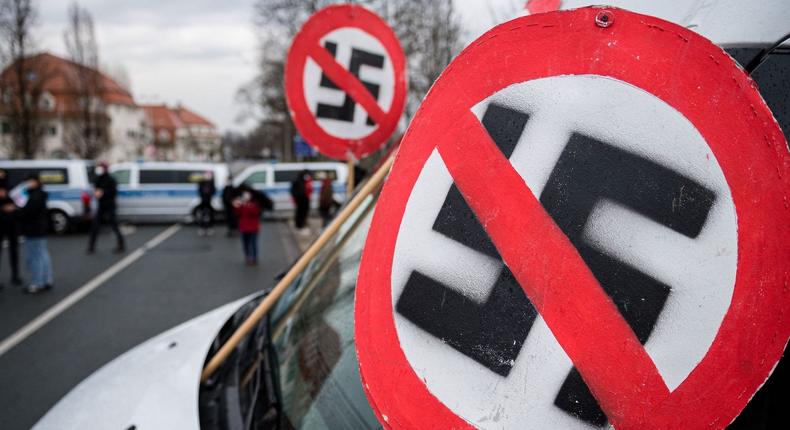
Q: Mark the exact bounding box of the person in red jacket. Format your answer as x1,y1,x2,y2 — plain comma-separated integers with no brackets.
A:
233,187,262,266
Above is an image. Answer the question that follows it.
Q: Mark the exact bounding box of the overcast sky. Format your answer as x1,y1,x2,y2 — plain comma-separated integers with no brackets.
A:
35,0,524,133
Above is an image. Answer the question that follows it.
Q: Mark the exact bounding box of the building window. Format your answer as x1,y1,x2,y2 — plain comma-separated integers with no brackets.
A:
39,93,55,111
48,125,57,136
1,121,10,135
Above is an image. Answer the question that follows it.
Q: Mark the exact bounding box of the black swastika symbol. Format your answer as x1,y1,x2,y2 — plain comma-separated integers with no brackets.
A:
395,103,716,426
315,40,385,126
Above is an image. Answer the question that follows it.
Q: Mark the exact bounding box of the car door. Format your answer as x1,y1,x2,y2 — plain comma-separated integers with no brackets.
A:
272,167,300,212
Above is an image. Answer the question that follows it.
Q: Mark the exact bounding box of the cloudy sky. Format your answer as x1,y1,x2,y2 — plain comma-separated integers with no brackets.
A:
35,0,524,133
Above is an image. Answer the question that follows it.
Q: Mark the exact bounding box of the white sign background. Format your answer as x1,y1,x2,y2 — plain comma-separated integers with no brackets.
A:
391,75,738,429
303,27,395,140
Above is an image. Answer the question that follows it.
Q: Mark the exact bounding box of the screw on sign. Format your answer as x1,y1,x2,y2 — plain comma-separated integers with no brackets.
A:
354,7,789,430
284,4,407,161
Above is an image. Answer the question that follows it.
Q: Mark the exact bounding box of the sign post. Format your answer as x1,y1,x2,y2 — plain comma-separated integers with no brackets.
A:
355,7,789,429
347,158,355,195
284,4,407,161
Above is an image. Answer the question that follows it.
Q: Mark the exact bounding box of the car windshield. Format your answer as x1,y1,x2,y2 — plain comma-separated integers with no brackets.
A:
267,188,381,429
726,45,790,139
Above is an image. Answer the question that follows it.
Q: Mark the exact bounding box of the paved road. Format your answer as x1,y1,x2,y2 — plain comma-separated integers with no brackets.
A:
0,221,299,430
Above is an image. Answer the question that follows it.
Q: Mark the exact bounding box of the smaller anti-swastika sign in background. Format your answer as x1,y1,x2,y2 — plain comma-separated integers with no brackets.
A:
355,7,789,430
284,4,407,161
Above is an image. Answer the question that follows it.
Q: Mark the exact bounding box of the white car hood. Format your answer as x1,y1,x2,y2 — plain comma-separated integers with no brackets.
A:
34,297,252,430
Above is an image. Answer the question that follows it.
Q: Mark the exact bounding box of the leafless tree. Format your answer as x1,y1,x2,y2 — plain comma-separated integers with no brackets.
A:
363,0,463,118
63,1,109,159
238,0,462,161
0,0,49,158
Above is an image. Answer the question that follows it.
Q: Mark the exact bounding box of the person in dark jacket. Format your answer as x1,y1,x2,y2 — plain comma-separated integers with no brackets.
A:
196,171,216,236
318,175,339,227
6,174,53,294
233,188,262,266
221,176,238,237
0,169,22,289
290,170,312,232
87,162,125,254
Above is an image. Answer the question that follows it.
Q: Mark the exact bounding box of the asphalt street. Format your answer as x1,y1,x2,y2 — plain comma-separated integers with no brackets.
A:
0,221,299,430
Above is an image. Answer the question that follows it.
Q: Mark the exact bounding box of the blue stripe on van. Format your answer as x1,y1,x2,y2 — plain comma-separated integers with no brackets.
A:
47,190,85,201
117,188,200,198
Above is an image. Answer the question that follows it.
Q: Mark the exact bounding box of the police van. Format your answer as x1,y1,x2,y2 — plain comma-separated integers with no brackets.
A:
109,162,229,222
234,162,348,214
0,159,94,234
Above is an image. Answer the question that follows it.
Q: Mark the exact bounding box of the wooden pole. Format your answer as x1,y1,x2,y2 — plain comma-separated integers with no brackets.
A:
347,158,355,196
201,153,395,382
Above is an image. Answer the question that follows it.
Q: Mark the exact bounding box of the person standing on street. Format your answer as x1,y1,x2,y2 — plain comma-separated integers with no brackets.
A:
196,171,216,236
0,169,22,289
87,162,125,254
318,175,338,227
6,174,54,294
221,175,238,237
233,187,262,266
290,170,312,233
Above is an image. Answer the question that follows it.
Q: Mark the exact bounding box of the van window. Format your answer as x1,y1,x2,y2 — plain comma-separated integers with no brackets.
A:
111,169,131,185
244,170,268,185
2,167,68,188
273,168,336,183
273,169,300,183
86,166,96,185
312,169,338,181
39,169,68,184
3,168,32,189
180,171,211,183
140,169,212,184
139,170,173,184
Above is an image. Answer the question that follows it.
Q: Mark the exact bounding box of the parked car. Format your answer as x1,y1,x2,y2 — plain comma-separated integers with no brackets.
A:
234,162,348,215
0,159,94,234
109,162,229,223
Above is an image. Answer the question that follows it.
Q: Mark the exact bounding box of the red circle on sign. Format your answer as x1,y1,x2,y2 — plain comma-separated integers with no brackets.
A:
355,7,789,430
284,5,407,161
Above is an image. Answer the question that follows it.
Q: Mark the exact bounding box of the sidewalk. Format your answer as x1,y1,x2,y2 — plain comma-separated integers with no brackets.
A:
286,215,323,252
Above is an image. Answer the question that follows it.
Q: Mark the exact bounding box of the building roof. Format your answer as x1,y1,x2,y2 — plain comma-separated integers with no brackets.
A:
142,104,183,130
141,104,217,147
172,106,214,127
0,52,135,114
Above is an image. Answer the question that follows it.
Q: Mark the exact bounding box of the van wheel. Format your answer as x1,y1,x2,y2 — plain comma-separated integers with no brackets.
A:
49,210,70,235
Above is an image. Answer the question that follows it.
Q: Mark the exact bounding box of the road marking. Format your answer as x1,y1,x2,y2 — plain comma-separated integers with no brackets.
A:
0,223,182,358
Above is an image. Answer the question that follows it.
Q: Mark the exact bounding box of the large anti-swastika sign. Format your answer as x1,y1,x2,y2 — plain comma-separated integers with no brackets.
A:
355,7,789,430
285,4,407,161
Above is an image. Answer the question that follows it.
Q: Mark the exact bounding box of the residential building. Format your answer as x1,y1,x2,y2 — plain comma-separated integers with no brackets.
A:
141,104,220,161
0,53,152,162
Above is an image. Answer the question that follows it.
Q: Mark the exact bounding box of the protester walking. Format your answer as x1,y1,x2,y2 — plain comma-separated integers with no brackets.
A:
0,169,22,289
87,163,125,254
196,171,216,236
221,176,238,237
233,187,262,266
9,174,53,294
290,169,312,233
318,175,339,227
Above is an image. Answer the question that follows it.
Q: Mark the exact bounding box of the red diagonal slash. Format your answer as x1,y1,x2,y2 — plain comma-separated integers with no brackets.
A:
308,44,387,125
437,111,671,428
